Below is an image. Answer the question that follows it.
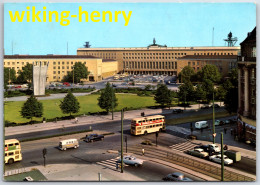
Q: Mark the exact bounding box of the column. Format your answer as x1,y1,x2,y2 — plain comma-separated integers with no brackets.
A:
238,68,241,110
243,67,249,116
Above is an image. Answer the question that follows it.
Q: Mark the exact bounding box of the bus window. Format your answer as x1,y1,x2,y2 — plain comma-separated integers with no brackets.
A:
15,151,19,154
142,126,146,129
138,121,142,123
149,119,152,122
153,125,155,127
9,152,14,156
146,126,149,129
5,153,7,156
137,127,141,130
8,144,14,147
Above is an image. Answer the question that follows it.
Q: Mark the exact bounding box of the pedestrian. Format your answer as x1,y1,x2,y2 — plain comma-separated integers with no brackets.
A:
116,162,118,170
75,117,78,123
224,127,227,134
142,148,145,156
223,144,228,150
230,128,233,135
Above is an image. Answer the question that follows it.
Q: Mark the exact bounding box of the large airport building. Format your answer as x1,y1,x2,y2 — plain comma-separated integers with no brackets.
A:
4,40,240,83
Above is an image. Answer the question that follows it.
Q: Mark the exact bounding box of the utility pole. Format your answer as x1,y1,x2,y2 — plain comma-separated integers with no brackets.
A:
125,136,127,153
221,132,224,181
121,109,124,173
111,85,114,120
156,132,159,147
213,91,215,144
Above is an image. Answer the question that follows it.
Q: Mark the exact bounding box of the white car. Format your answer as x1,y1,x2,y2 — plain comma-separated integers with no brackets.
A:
215,120,221,126
208,144,221,153
163,172,193,181
209,154,233,165
117,156,144,167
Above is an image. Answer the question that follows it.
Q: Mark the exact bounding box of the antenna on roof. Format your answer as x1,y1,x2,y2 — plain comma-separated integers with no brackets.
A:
224,32,237,47
212,27,214,46
84,42,91,48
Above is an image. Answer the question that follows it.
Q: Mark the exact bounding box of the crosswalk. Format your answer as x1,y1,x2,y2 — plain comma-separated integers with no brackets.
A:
96,157,128,171
169,141,200,152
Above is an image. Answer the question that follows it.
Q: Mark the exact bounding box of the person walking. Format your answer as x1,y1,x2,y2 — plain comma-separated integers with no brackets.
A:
142,148,145,156
224,127,227,134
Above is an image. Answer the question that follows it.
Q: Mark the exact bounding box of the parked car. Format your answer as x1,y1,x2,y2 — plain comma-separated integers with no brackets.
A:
211,104,220,108
84,134,104,143
163,172,193,181
187,148,209,158
195,121,208,129
117,156,143,167
195,144,220,153
201,105,210,109
209,154,233,165
215,120,221,126
172,109,183,114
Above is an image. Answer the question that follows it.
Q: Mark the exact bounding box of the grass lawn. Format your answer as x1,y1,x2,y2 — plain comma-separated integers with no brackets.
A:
4,94,161,124
166,111,236,125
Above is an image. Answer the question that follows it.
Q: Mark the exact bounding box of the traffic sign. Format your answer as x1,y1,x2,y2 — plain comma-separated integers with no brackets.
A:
213,133,217,138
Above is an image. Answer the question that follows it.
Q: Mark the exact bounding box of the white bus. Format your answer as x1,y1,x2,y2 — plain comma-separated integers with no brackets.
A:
131,115,166,135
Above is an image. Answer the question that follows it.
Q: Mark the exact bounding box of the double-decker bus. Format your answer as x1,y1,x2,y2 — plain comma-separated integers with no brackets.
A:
131,115,166,135
4,139,22,164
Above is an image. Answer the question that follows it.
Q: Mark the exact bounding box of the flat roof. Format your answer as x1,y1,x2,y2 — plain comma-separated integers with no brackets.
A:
77,46,240,51
4,55,100,59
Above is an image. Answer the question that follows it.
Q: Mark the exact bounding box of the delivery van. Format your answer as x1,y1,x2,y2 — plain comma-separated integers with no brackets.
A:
59,139,79,151
195,121,208,129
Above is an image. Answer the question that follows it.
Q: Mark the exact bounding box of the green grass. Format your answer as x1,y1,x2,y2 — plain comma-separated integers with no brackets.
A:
4,169,47,181
166,111,236,125
4,94,161,124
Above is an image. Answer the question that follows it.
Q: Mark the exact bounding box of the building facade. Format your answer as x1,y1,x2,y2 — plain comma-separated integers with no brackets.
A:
77,43,240,76
237,27,256,143
4,55,119,83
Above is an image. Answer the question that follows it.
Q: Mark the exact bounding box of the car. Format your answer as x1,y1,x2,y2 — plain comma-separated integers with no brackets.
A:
163,172,193,181
215,120,221,126
172,109,183,114
201,105,210,109
84,134,104,143
187,148,209,158
209,154,233,165
195,144,220,153
117,156,144,167
224,120,231,124
211,104,220,108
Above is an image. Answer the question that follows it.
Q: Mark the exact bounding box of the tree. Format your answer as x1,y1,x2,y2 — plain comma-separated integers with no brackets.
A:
144,84,152,91
201,79,215,103
199,64,221,83
216,85,227,106
21,95,43,122
59,91,80,117
195,84,207,102
16,70,27,84
98,82,118,113
178,81,195,102
222,68,238,113
178,66,196,83
154,84,173,107
4,67,16,89
63,62,90,83
18,63,33,83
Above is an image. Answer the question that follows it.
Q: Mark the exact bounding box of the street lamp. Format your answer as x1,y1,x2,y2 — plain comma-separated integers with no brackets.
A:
212,91,216,144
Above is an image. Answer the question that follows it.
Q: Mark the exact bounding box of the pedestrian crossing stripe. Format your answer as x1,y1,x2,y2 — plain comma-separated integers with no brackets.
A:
96,158,128,169
169,142,199,152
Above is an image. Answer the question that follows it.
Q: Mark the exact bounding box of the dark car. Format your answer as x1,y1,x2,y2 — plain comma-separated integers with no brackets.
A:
211,104,220,108
84,134,104,143
172,109,183,114
201,105,210,109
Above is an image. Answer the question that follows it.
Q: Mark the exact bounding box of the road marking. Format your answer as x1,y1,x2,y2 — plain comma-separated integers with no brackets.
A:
169,141,199,152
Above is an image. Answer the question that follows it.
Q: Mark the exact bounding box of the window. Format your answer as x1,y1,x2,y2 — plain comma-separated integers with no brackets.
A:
252,47,256,57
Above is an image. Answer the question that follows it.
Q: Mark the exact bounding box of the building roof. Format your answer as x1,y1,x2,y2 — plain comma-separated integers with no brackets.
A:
178,55,238,60
77,46,240,51
4,55,100,59
240,27,256,45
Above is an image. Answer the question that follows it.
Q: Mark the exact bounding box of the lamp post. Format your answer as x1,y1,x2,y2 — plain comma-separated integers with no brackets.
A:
213,91,215,144
121,109,124,173
111,84,114,120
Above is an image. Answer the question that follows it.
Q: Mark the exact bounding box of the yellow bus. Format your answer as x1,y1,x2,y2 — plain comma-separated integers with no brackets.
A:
4,139,22,164
131,115,166,135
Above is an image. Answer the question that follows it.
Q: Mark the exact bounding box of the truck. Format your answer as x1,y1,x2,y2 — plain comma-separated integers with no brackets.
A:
224,150,241,162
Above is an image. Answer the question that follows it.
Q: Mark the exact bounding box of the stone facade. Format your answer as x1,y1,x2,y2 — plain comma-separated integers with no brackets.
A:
4,55,119,83
77,45,240,76
237,27,256,144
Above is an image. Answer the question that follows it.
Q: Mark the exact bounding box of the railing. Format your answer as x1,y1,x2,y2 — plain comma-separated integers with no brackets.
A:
4,168,28,177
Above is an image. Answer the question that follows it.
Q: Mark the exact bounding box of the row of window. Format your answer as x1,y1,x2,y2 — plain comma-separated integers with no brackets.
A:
123,61,177,70
123,52,186,56
136,124,163,130
123,56,180,60
53,66,73,70
5,150,20,156
194,52,234,56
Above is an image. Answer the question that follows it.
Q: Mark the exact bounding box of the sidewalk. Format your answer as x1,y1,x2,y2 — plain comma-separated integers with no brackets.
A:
5,103,222,136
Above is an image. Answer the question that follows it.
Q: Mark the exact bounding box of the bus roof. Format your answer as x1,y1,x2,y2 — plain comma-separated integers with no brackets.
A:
132,115,165,121
60,139,77,143
5,139,20,145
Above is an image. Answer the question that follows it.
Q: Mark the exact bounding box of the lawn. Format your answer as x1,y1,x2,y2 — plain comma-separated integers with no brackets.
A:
4,94,160,124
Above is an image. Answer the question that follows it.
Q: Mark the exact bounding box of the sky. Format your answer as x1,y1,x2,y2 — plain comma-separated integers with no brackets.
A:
4,3,256,55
